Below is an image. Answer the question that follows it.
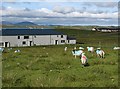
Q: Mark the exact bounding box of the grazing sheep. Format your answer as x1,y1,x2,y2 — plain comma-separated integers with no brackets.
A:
79,47,84,50
87,47,94,53
113,47,120,50
80,53,88,66
74,47,77,50
14,50,21,53
64,47,67,52
72,49,83,58
96,48,105,58
0,48,4,52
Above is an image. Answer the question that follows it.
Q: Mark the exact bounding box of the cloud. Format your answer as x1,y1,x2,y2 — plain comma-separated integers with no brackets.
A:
53,6,75,14
2,6,118,19
94,2,118,7
0,6,6,10
84,2,118,8
1,5,118,26
23,8,31,11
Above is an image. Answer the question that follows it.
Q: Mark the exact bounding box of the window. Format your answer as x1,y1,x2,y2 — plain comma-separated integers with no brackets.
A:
68,40,69,43
61,40,65,43
61,35,63,38
24,36,29,39
22,41,26,45
0,42,4,46
18,36,20,39
57,35,59,37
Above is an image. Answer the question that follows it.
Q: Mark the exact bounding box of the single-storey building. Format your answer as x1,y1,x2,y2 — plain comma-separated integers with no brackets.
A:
67,36,76,44
92,27,119,32
0,28,76,47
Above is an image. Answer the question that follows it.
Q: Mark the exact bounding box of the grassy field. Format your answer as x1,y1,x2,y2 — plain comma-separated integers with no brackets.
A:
2,29,119,87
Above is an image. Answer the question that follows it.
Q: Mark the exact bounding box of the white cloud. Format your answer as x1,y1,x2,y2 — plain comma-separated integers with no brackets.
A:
1,5,118,26
53,6,75,14
2,6,118,19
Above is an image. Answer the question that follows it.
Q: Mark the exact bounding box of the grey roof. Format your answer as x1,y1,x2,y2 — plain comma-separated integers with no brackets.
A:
1,28,63,36
67,36,76,40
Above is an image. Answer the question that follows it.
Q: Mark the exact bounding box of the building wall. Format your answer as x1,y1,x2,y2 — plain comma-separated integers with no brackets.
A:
0,34,68,47
50,35,67,45
67,40,76,44
0,36,19,47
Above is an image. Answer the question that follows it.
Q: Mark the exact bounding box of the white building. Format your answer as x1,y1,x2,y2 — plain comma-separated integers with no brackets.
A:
0,28,76,47
91,27,119,32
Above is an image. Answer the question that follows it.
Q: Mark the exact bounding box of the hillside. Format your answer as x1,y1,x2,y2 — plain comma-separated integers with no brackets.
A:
2,21,13,25
15,21,38,26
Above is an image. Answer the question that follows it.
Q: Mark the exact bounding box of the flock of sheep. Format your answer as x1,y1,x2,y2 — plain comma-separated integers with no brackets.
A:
0,46,120,67
64,46,119,67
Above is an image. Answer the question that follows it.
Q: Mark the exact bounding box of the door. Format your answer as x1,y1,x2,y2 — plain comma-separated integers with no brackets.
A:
5,42,10,47
55,40,58,45
30,41,33,46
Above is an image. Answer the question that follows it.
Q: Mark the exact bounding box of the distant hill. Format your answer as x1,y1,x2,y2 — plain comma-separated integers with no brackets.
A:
15,21,38,26
2,21,13,25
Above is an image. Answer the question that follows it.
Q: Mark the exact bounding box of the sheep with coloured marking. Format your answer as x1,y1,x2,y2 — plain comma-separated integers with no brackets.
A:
96,48,105,58
87,47,94,53
0,48,4,52
80,53,89,67
72,47,84,58
87,46,94,56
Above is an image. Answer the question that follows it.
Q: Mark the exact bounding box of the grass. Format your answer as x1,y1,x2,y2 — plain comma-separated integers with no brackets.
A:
2,29,119,87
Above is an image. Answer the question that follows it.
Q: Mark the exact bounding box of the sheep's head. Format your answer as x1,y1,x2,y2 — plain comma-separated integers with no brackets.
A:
81,53,85,56
87,47,89,49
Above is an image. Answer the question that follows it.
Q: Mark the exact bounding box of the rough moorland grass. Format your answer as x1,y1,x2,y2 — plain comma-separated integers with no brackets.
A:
2,45,118,87
2,30,119,87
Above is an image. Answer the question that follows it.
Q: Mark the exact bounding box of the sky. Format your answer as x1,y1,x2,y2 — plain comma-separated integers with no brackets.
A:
1,0,119,26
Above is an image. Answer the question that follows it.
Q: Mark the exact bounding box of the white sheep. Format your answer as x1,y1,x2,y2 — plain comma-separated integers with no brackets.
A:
64,47,67,52
79,47,84,50
113,47,120,50
74,47,77,50
96,48,105,58
14,50,21,53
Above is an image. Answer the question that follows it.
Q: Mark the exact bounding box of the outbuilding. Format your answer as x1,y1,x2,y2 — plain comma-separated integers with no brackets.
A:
0,28,76,47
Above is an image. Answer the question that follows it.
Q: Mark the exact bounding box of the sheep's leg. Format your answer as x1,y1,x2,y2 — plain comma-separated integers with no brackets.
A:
75,55,76,58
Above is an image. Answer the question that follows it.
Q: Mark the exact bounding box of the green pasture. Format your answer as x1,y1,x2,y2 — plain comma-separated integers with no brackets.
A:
2,29,119,87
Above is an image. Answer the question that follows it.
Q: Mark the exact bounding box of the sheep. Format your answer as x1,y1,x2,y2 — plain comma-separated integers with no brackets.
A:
87,47,94,53
72,49,83,58
96,48,105,58
80,53,88,66
0,48,4,52
74,47,77,50
14,50,21,53
79,47,84,50
113,47,120,50
64,47,67,52
87,47,94,56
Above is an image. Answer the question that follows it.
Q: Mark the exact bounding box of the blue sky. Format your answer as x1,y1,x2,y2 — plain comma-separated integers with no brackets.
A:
1,0,119,26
